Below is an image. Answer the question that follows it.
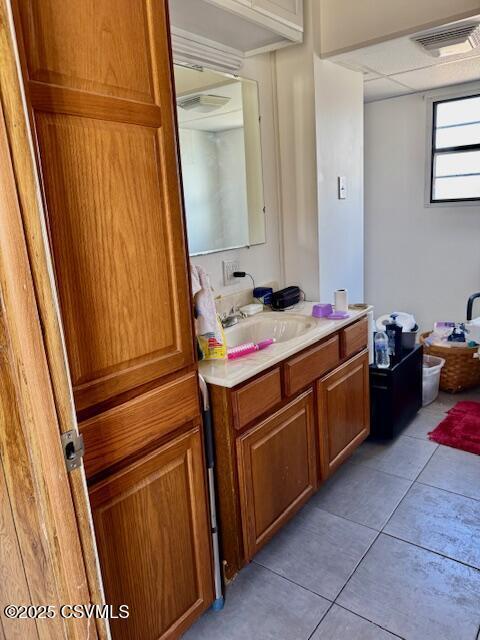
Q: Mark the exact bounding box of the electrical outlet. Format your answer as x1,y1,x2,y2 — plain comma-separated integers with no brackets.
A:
223,260,240,286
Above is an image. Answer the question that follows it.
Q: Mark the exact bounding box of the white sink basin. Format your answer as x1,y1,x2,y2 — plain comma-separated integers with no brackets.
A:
224,312,320,348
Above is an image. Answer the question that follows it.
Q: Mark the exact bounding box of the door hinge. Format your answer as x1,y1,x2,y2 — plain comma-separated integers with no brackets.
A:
61,430,84,472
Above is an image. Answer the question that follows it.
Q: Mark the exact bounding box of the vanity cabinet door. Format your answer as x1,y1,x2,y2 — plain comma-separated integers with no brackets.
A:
317,350,370,478
237,391,316,559
89,426,213,640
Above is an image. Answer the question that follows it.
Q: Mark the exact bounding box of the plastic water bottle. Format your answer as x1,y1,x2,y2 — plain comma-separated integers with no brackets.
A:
375,331,390,369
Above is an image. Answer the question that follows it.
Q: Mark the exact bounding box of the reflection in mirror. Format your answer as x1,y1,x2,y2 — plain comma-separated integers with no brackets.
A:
174,65,266,256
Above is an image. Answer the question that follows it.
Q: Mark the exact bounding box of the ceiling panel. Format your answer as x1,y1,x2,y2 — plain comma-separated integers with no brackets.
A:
329,56,381,81
364,77,413,103
392,56,480,91
331,14,480,101
333,32,480,77
363,69,382,81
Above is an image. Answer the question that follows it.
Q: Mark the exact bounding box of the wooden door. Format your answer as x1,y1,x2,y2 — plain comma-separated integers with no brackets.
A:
317,350,370,478
90,427,213,640
237,391,317,559
13,0,195,413
11,2,213,638
0,74,96,638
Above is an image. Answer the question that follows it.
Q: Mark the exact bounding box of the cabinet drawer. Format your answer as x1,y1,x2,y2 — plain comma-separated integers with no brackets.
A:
341,317,368,359
284,335,340,395
236,391,316,559
80,373,200,478
232,368,282,430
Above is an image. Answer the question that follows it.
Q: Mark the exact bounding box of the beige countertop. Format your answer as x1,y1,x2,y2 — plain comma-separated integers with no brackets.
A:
199,302,373,388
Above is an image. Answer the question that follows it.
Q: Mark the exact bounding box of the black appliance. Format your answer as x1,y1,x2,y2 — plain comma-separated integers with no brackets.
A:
370,345,423,439
271,286,301,310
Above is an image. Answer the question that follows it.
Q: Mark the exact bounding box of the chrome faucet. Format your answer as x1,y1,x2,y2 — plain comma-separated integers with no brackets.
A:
220,305,245,328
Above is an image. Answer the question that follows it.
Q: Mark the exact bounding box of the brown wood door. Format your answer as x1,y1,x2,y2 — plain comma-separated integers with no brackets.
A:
13,0,194,412
317,349,370,478
237,391,317,559
11,2,213,638
0,83,97,639
89,426,213,640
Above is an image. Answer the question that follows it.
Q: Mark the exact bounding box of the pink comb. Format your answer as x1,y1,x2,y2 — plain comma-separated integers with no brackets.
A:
227,338,275,360
257,339,275,350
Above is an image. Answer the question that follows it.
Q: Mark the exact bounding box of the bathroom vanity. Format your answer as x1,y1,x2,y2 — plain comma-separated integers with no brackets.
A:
200,305,371,579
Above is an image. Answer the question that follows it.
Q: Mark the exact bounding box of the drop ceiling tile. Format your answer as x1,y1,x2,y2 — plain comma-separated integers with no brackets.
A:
362,68,382,81
364,77,413,103
337,37,438,76
330,56,381,81
392,56,480,91
330,15,480,77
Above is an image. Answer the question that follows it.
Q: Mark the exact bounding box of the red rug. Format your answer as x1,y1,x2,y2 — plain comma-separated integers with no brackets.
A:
428,401,480,455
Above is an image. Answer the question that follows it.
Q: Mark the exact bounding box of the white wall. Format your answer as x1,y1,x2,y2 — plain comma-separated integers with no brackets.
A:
319,0,480,56
365,88,480,331
275,0,364,302
315,59,364,304
275,4,319,299
190,53,283,296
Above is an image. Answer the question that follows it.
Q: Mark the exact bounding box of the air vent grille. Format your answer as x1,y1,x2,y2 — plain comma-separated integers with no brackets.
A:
413,22,480,56
177,94,230,112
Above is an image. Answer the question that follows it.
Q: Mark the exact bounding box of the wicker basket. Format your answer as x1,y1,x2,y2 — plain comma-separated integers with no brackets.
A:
420,332,480,393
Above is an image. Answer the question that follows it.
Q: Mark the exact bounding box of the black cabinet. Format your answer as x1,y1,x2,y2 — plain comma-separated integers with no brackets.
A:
370,345,423,439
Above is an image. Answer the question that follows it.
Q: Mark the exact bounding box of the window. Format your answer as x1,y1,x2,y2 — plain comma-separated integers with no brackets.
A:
431,94,480,203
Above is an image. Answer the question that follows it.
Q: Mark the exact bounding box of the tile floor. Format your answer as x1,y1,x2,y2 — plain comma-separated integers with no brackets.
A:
184,391,480,640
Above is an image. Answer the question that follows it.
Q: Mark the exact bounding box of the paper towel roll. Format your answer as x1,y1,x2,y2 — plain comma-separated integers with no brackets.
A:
334,289,348,313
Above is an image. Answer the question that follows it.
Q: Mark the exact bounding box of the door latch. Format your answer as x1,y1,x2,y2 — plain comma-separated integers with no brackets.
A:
61,430,84,472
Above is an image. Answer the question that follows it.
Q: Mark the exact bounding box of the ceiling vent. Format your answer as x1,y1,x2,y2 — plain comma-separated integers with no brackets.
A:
177,94,230,113
412,22,480,57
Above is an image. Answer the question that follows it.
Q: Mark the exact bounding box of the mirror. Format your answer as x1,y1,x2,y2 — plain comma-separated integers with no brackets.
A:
174,65,266,256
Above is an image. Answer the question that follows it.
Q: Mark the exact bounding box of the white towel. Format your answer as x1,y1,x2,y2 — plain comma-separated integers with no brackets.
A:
190,263,219,338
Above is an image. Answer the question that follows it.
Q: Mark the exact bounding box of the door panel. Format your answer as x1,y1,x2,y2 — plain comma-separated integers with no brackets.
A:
90,427,213,640
237,391,316,559
35,114,177,388
14,0,194,411
80,372,200,479
16,0,156,101
317,350,370,477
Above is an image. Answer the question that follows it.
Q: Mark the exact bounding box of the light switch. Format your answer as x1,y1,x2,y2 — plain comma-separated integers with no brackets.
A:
338,176,347,200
